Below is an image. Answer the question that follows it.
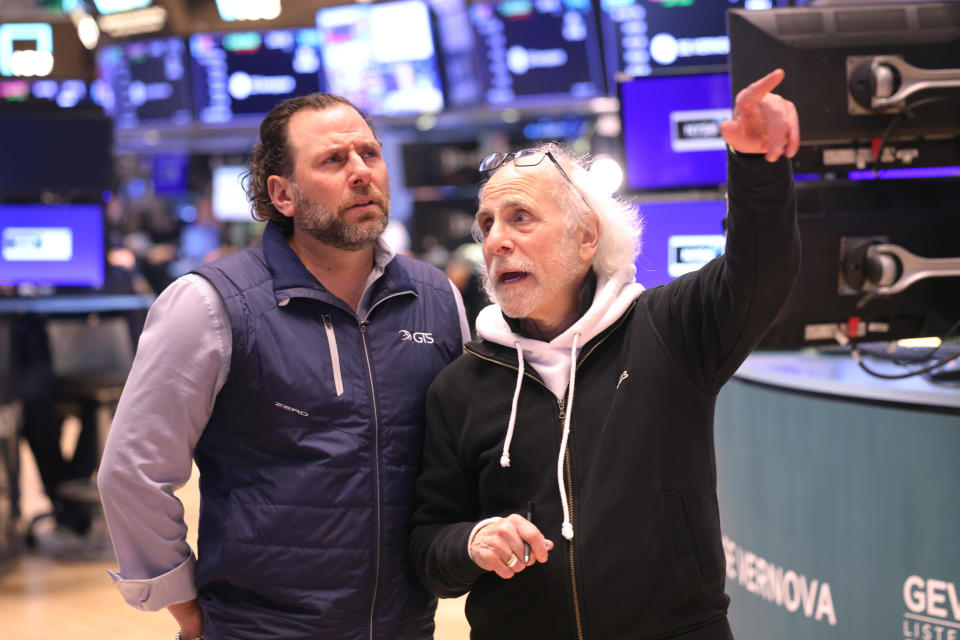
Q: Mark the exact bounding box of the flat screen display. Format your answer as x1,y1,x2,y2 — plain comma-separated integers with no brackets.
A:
94,36,192,129
190,28,324,125
599,0,776,85
316,0,444,115
634,198,727,288
468,0,605,105
211,164,252,222
0,78,92,109
0,203,105,287
620,72,730,191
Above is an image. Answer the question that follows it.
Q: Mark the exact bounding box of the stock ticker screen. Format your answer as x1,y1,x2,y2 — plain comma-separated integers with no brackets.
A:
599,0,776,86
468,0,606,105
94,37,193,129
316,0,445,116
190,28,324,125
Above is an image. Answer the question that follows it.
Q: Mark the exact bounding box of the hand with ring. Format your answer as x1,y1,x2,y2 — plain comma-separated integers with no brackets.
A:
469,513,554,579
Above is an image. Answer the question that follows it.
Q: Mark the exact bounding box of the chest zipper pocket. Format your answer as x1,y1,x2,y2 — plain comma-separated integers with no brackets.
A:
322,314,344,397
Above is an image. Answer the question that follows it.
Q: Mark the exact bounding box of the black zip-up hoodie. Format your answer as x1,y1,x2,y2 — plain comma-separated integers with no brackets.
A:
409,153,800,640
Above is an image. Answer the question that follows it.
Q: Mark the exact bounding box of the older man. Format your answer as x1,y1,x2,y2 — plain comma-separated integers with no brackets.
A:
98,94,469,640
409,70,801,639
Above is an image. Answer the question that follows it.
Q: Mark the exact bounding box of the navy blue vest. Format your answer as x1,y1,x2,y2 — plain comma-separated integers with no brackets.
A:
193,222,463,639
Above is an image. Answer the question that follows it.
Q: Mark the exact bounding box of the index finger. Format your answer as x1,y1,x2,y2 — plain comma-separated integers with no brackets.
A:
737,68,786,106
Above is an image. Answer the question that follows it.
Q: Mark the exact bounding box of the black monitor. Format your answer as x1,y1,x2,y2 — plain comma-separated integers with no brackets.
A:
0,111,113,198
728,3,960,174
467,0,605,106
0,202,106,288
94,36,193,129
756,176,960,350
315,0,445,116
619,72,731,191
190,28,324,126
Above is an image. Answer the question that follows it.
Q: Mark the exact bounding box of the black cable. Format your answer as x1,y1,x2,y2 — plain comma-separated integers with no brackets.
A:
848,318,960,380
871,96,959,176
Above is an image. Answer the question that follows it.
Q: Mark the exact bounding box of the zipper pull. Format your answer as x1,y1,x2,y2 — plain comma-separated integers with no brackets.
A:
558,397,566,423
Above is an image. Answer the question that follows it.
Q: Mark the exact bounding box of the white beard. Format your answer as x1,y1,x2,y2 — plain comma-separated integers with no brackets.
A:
481,233,585,319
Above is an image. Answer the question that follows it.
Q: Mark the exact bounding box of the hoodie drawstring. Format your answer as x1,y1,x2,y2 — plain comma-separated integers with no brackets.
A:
557,333,580,541
499,341,525,468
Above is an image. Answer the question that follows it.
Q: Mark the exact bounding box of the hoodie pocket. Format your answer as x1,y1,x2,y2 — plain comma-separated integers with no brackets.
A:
322,314,344,397
663,487,706,602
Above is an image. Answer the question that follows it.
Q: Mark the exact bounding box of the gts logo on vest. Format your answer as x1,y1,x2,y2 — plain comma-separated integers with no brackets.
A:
275,402,309,417
398,330,434,344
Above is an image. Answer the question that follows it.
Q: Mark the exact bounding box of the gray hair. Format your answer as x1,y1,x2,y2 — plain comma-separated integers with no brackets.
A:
479,142,642,279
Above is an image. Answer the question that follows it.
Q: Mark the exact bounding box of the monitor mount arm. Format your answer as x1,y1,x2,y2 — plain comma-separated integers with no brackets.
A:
847,55,960,113
841,237,960,296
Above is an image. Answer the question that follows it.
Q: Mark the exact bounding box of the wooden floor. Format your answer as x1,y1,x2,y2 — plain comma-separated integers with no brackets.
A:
0,433,471,639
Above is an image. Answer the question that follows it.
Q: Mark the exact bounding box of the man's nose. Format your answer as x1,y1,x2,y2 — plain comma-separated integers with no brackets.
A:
347,152,372,187
485,220,514,255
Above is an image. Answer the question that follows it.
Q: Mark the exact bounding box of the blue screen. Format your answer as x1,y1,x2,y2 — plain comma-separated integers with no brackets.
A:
190,29,324,125
0,203,105,287
316,0,444,116
620,72,730,191
634,198,726,288
469,0,605,106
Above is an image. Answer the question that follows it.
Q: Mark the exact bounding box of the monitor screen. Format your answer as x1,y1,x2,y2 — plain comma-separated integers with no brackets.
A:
0,203,105,287
633,198,726,288
0,78,93,109
620,72,730,191
94,36,192,129
468,0,605,105
598,0,777,87
211,164,252,222
190,28,324,125
316,0,445,115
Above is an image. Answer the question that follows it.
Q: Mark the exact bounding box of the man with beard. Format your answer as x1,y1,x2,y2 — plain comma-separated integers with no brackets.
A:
409,70,801,639
98,94,470,640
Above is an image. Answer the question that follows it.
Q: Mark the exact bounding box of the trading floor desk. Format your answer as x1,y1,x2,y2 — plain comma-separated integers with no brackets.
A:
715,351,960,640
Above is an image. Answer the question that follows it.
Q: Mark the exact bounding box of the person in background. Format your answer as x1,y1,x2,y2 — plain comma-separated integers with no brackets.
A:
409,70,800,639
98,93,470,640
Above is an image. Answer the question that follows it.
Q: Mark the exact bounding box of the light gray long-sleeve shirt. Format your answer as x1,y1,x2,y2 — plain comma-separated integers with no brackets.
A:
98,242,471,611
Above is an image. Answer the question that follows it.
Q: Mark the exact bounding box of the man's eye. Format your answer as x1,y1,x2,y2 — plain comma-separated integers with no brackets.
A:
325,154,342,164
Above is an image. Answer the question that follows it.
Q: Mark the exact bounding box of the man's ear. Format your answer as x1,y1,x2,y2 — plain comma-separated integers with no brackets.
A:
577,213,600,262
267,175,295,219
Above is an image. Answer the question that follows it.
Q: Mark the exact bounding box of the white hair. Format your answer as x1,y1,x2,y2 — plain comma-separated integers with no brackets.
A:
479,142,642,280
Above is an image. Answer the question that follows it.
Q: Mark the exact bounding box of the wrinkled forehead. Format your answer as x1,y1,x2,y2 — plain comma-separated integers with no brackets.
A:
478,160,566,214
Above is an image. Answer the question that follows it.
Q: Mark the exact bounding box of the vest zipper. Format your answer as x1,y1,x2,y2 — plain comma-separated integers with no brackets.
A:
358,320,381,640
559,397,585,640
322,314,344,397
356,289,415,639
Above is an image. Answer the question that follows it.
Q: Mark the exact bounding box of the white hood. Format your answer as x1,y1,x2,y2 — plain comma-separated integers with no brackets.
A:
474,265,644,541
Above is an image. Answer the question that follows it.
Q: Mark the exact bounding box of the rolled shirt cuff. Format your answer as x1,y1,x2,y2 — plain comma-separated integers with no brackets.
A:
108,553,198,611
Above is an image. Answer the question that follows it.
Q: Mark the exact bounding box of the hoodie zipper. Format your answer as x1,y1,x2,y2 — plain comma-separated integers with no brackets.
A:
558,396,585,640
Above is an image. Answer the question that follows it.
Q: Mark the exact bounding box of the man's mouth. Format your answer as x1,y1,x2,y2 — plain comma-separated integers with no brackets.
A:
498,270,528,285
345,198,378,211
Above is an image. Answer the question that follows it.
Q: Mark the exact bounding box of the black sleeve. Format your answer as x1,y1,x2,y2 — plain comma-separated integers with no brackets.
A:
646,150,801,393
409,376,487,598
